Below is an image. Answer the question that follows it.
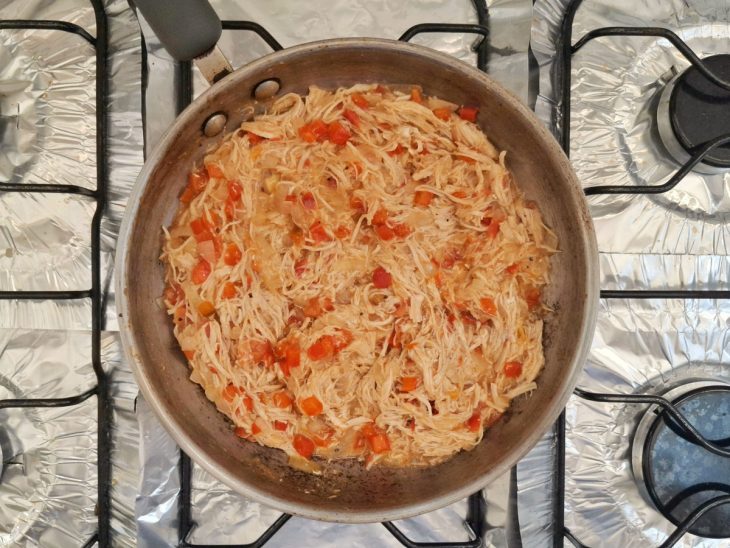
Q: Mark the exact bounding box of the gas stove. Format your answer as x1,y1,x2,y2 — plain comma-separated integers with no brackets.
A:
0,0,728,546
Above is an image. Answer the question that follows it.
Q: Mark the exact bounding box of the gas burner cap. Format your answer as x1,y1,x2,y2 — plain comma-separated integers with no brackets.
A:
632,381,730,539
657,54,730,174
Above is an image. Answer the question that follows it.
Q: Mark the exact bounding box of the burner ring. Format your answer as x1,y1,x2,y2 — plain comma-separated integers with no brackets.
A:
657,54,730,174
632,381,730,539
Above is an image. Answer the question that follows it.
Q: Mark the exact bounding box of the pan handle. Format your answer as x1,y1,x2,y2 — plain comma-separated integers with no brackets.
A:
133,0,233,84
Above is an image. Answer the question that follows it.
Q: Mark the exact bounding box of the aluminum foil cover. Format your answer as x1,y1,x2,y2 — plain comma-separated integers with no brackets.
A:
0,0,143,545
529,0,730,546
135,0,531,546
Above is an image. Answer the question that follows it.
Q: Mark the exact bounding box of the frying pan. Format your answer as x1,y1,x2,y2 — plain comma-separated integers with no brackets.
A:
117,0,599,522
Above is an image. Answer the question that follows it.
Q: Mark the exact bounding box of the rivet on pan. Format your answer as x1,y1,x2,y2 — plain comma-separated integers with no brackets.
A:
203,112,227,137
253,79,280,100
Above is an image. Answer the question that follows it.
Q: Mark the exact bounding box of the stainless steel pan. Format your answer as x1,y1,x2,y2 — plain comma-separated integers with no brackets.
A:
117,0,599,522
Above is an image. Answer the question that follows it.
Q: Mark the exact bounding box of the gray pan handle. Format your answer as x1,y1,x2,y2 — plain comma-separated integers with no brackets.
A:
134,0,234,84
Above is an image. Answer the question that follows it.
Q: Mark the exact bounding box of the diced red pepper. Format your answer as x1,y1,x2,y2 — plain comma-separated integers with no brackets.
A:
327,121,351,145
300,396,324,416
375,223,395,241
309,221,331,243
458,106,479,122
307,335,336,361
334,225,350,239
410,87,423,104
294,257,307,277
290,227,304,246
350,196,366,214
197,300,215,316
274,420,288,431
362,424,390,454
293,434,315,459
180,168,209,203
466,412,481,432
387,144,405,156
272,391,293,408
333,329,353,352
399,376,419,392
506,263,520,275
205,163,224,179
275,339,301,375
372,266,392,289
228,180,242,201
243,395,254,412
222,282,238,299
371,208,388,226
250,340,275,366
191,259,211,284
343,109,360,128
247,132,265,145
504,361,523,378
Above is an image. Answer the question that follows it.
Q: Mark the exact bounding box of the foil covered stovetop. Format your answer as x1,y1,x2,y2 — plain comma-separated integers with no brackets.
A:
1,0,729,546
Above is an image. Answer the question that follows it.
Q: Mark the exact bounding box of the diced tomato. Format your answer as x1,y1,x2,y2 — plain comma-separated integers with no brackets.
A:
285,194,297,203
371,208,388,226
179,185,197,203
223,243,242,266
333,329,353,352
300,396,323,416
372,266,392,289
440,248,461,269
293,434,315,459
183,349,195,360
181,168,209,203
388,144,405,156
222,282,238,299
480,297,497,316
272,391,293,408
458,106,479,122
251,423,261,435
334,225,350,239
433,270,443,288
525,287,541,310
247,132,265,145
301,191,317,210
307,335,336,361
205,163,225,179
351,92,369,108
191,259,211,284
399,376,419,392
303,296,328,318
294,257,307,277
299,119,328,142
392,223,411,238
452,190,467,199
362,424,390,454
190,217,210,237
506,263,520,275
327,121,351,145
274,420,288,431
343,109,360,128
309,221,331,243
313,428,335,447
410,87,423,104
224,198,235,221
433,107,452,121
350,196,366,214
197,300,215,316
461,310,477,325
234,426,249,439
414,191,434,207
275,339,301,374
223,383,239,402
375,84,388,95
504,361,523,378
325,177,338,189
164,283,185,304
250,340,274,366
375,223,395,241
466,412,481,432
243,395,254,412
481,217,502,238
228,180,242,201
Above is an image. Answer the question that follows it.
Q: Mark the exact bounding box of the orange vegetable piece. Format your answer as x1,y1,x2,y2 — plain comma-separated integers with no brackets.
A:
433,107,452,120
466,412,481,432
250,340,274,366
334,225,350,239
362,424,391,454
351,92,369,108
301,191,317,210
247,132,264,145
223,243,242,266
272,391,293,408
399,376,420,392
307,335,336,361
222,282,238,299
327,121,351,145
332,329,353,352
392,223,411,238
197,300,215,316
243,395,254,412
299,119,328,142
251,422,261,435
293,434,315,459
309,221,331,243
205,163,224,178
480,297,497,316
274,420,288,431
228,180,242,201
413,191,434,207
387,144,406,156
191,259,211,284
410,87,423,103
300,396,324,416
223,383,239,402
506,263,520,275
375,223,395,241
183,350,195,360
343,109,360,128
504,361,523,378
372,266,392,289
275,339,301,374
371,208,388,225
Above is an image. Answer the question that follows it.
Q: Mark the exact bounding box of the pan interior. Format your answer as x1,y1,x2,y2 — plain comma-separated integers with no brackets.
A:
119,39,596,522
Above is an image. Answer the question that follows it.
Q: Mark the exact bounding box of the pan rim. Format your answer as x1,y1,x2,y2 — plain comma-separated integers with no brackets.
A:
115,36,599,523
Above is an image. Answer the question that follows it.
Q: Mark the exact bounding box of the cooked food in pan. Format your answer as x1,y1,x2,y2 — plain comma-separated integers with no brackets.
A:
162,84,556,471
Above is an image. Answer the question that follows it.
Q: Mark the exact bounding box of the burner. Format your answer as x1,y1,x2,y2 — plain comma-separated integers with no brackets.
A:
632,381,730,539
657,54,730,174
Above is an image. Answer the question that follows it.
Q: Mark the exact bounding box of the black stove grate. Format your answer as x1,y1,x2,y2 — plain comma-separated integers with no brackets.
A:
0,0,111,546
554,1,730,547
171,3,490,547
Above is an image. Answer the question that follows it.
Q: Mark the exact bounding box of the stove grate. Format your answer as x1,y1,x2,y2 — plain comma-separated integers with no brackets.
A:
0,0,111,546
554,1,730,546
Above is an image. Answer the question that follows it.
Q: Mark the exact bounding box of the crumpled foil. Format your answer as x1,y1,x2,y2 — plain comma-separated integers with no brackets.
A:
530,0,730,546
0,0,143,545
135,0,532,546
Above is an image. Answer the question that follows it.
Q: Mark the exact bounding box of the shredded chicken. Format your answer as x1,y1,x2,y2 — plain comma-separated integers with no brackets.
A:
161,84,557,471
